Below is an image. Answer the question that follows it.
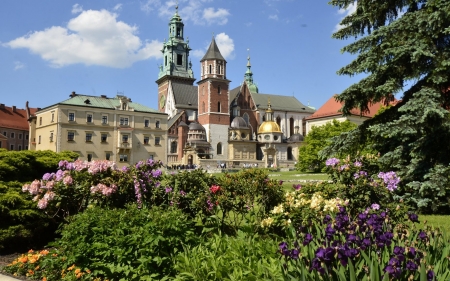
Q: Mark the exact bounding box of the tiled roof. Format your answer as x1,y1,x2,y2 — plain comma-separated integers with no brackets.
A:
306,95,392,120
168,111,184,128
172,83,198,109
253,93,315,113
0,105,36,130
201,37,225,61
230,86,240,102
47,94,162,114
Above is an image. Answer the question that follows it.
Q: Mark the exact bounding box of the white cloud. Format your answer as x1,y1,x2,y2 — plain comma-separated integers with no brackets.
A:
202,8,229,25
72,4,83,14
191,32,235,60
141,0,230,26
113,4,122,11
268,14,278,21
4,9,162,68
334,2,357,32
14,61,25,70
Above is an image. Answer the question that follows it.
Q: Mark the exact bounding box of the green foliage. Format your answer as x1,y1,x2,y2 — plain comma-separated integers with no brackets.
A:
174,231,284,281
0,181,57,254
297,120,356,172
3,205,200,280
0,150,78,182
326,0,450,214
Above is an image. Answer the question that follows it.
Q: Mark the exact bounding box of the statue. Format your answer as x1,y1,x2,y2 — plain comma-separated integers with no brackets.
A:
252,132,256,140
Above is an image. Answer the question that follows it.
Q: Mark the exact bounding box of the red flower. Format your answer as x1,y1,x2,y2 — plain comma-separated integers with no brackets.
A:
209,185,220,194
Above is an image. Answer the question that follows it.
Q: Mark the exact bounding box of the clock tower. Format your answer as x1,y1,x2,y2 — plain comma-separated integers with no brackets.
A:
156,4,195,113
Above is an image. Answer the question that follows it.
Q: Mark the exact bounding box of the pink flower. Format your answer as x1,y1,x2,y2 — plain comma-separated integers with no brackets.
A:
37,198,48,209
46,180,55,189
209,185,220,194
44,191,55,201
63,176,73,185
28,180,41,195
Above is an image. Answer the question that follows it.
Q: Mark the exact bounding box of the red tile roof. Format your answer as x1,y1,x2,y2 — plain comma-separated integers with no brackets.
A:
306,95,395,120
0,104,37,131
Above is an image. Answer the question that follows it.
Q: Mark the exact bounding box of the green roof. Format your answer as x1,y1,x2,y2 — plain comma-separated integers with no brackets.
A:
252,93,315,113
56,94,162,114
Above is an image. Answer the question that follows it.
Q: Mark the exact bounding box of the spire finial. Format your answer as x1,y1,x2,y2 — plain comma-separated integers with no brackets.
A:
247,48,251,66
268,98,271,107
175,0,179,13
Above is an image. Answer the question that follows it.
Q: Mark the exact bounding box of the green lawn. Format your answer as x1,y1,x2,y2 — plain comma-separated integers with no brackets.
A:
267,170,329,181
417,215,450,233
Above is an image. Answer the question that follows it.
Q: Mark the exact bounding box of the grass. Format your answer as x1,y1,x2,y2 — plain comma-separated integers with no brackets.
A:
418,215,450,233
267,170,329,181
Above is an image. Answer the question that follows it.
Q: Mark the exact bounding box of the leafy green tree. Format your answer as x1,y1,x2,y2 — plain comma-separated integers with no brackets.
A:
296,120,356,172
324,0,450,213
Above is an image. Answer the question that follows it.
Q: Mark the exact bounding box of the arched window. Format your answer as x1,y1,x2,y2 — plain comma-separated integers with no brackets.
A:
217,142,222,155
289,117,295,137
287,147,293,160
276,116,281,127
243,113,249,126
218,102,221,113
218,85,221,94
170,141,177,154
202,102,205,113
209,65,212,74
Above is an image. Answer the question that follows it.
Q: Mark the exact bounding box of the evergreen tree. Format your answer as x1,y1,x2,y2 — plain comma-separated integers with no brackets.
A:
324,0,450,213
297,120,356,172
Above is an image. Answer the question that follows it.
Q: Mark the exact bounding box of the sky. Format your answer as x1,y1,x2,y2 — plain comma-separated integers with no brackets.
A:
0,0,361,111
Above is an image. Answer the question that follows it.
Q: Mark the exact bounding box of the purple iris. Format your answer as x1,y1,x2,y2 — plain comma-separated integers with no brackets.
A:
408,213,419,223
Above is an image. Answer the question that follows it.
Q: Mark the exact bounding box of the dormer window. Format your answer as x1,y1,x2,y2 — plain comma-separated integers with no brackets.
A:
122,103,127,110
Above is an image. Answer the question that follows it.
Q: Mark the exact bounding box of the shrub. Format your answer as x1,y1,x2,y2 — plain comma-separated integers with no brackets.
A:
4,205,200,280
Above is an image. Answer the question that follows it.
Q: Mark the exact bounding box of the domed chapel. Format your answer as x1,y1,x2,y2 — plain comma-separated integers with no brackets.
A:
156,5,315,167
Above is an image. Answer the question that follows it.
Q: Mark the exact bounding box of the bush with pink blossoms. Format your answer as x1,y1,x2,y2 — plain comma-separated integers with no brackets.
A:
22,159,163,219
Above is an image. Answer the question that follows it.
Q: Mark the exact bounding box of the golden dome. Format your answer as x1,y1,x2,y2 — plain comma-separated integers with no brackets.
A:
258,121,281,133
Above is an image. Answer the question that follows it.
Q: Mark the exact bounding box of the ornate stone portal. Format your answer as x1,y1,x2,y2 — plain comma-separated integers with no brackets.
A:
262,144,278,168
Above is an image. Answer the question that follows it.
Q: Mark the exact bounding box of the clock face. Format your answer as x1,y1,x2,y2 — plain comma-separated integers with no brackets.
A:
160,95,166,109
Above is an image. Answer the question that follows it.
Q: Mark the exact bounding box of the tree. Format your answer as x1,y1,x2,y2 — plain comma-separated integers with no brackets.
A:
296,120,356,172
323,0,450,213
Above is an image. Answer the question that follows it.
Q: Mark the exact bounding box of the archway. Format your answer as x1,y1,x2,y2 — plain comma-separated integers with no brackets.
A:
287,147,293,160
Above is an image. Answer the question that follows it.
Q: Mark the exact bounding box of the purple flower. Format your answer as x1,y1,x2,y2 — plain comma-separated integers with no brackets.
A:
180,190,186,196
290,249,299,260
279,180,284,185
303,233,313,245
354,161,362,167
406,260,418,271
152,170,162,178
371,203,380,210
165,187,173,193
378,171,400,191
427,270,434,281
408,213,419,223
339,164,349,171
293,184,301,190
393,246,404,256
325,158,340,166
418,231,427,241
323,215,331,224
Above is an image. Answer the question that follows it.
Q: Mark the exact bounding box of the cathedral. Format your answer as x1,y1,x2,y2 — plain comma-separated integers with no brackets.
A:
156,6,315,168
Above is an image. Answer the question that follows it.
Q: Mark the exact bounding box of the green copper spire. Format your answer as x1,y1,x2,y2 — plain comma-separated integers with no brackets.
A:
157,3,194,80
244,53,258,93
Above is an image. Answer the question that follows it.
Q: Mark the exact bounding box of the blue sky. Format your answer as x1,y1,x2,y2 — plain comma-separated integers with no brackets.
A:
0,0,360,111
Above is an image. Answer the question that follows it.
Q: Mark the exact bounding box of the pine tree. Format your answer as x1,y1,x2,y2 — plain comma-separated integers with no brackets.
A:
324,0,450,213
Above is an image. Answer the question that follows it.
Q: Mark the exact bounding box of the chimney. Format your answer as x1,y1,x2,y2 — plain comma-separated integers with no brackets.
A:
0,104,4,109
70,91,77,97
12,106,16,112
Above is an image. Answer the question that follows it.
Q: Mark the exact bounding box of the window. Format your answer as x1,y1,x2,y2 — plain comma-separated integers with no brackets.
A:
0,141,2,148
122,134,129,143
10,144,14,150
10,132,15,138
39,117,42,125
102,115,108,124
149,155,154,160
155,137,160,145
87,153,93,162
209,65,212,74
218,102,221,113
143,136,149,145
68,113,75,121
3,132,6,136
86,133,93,142
18,145,22,151
218,85,221,94
144,119,150,127
122,103,127,110
101,133,107,142
177,54,182,65
217,142,222,155
155,120,160,128
25,145,28,150
68,132,75,141
119,154,128,162
38,136,41,144
243,113,249,126
105,152,111,160
165,56,167,66
87,114,93,123
50,132,54,142
25,134,29,140
19,134,22,139
120,117,129,126
51,113,54,122
170,141,177,153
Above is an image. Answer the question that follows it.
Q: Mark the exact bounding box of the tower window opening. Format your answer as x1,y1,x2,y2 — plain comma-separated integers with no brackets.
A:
165,56,167,66
176,28,181,37
217,142,222,155
209,65,212,74
218,85,221,94
177,54,183,65
218,102,221,113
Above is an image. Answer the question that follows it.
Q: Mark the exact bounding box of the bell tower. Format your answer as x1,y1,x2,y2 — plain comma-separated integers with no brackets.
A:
197,36,231,160
156,4,195,113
